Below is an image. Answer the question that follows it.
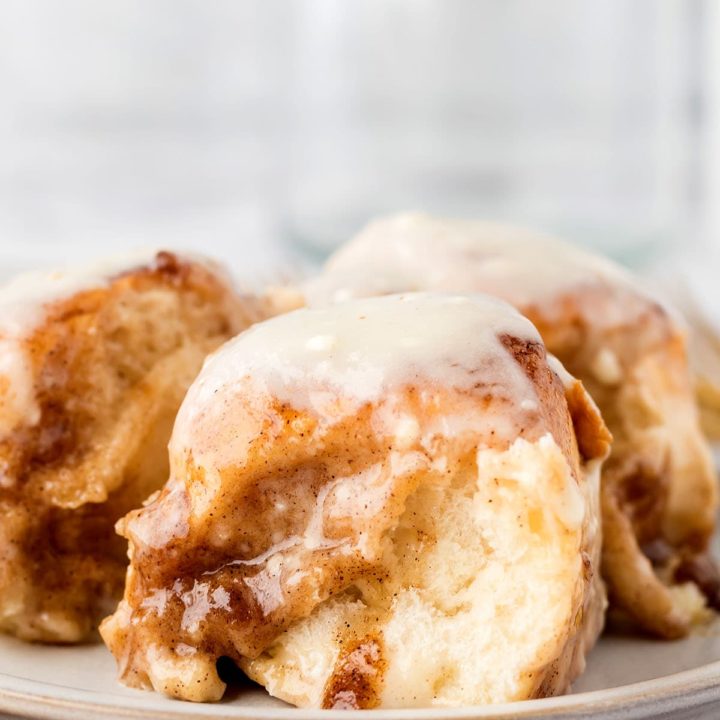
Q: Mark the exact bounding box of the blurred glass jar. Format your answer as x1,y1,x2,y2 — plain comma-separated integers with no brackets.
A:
283,0,703,265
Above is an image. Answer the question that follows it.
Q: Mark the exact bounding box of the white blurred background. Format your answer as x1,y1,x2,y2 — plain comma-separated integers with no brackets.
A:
0,0,718,279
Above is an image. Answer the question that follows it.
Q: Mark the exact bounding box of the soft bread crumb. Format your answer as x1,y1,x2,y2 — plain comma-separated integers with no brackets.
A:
243,435,596,707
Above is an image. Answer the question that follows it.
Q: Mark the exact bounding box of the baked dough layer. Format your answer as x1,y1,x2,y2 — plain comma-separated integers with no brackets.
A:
0,252,265,642
101,293,609,707
308,214,718,638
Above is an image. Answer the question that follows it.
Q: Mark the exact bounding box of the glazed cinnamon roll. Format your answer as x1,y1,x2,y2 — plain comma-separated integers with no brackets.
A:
102,293,609,707
0,251,268,642
307,213,719,638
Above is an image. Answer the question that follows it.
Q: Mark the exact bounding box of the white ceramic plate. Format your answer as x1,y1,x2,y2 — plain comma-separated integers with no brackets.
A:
1,625,720,720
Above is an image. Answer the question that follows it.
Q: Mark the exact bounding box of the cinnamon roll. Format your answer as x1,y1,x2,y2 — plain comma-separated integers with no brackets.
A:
0,251,267,642
307,213,718,638
101,292,609,707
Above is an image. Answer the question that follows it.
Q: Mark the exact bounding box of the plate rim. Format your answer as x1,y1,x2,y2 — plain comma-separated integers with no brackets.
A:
1,656,720,720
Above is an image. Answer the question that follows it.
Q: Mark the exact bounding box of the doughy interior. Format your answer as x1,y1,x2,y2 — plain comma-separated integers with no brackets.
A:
243,435,590,708
0,255,253,642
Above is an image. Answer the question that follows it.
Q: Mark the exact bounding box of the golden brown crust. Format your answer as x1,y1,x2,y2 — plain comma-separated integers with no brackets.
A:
525,285,717,637
0,252,263,642
564,378,613,463
500,336,581,473
501,335,611,470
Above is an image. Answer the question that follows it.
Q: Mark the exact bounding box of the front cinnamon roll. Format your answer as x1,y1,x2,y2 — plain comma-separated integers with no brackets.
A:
102,292,609,707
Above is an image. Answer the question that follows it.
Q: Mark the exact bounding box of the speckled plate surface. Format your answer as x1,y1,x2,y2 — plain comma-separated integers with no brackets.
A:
1,625,720,720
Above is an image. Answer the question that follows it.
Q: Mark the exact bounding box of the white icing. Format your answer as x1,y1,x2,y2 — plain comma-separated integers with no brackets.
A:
547,354,575,389
590,347,623,386
0,248,178,440
180,582,231,634
305,212,637,312
170,292,566,480
0,249,162,338
175,292,540,423
392,414,421,449
0,339,40,439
